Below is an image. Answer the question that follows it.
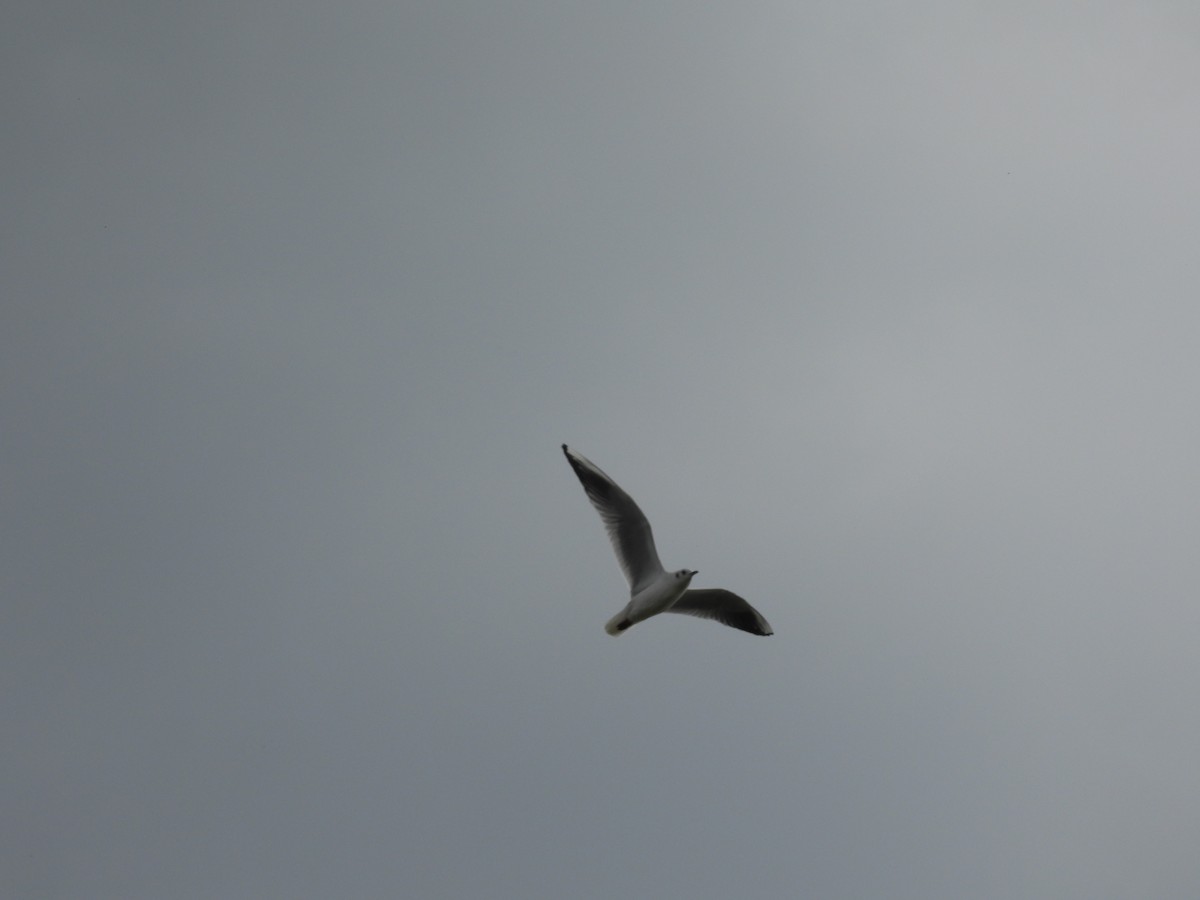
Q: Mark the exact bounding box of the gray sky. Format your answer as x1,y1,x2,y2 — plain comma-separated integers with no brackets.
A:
5,2,1200,897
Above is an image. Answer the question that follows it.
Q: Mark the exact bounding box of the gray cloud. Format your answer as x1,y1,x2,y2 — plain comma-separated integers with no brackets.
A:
4,2,1200,897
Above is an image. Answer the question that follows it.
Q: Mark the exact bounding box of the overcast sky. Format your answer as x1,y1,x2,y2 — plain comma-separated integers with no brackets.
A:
5,2,1200,897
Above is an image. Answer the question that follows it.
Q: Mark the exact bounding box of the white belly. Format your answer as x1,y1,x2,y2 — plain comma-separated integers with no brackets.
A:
628,572,692,622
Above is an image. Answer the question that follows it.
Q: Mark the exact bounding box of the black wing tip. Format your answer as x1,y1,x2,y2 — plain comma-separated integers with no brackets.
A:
740,620,774,636
562,446,595,480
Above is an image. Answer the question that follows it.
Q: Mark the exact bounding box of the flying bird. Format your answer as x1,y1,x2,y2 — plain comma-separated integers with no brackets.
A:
562,444,773,637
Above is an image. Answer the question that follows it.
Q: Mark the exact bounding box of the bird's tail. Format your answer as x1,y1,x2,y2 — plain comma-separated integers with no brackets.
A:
604,611,633,636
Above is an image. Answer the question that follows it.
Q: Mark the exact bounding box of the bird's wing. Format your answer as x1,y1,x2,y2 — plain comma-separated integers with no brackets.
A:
668,589,774,636
562,445,664,591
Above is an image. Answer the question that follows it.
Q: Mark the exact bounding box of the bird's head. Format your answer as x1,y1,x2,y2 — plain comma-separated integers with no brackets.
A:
674,569,698,582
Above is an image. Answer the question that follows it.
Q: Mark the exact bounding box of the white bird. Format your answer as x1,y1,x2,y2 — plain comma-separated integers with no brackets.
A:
562,444,773,637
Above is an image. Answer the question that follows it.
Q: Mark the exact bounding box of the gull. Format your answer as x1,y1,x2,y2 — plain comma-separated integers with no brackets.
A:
562,444,773,637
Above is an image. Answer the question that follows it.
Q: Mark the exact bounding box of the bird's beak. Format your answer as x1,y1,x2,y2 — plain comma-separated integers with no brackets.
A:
691,569,699,576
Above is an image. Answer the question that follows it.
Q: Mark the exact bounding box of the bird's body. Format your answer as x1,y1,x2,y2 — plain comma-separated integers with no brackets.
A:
562,444,773,637
604,568,697,634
